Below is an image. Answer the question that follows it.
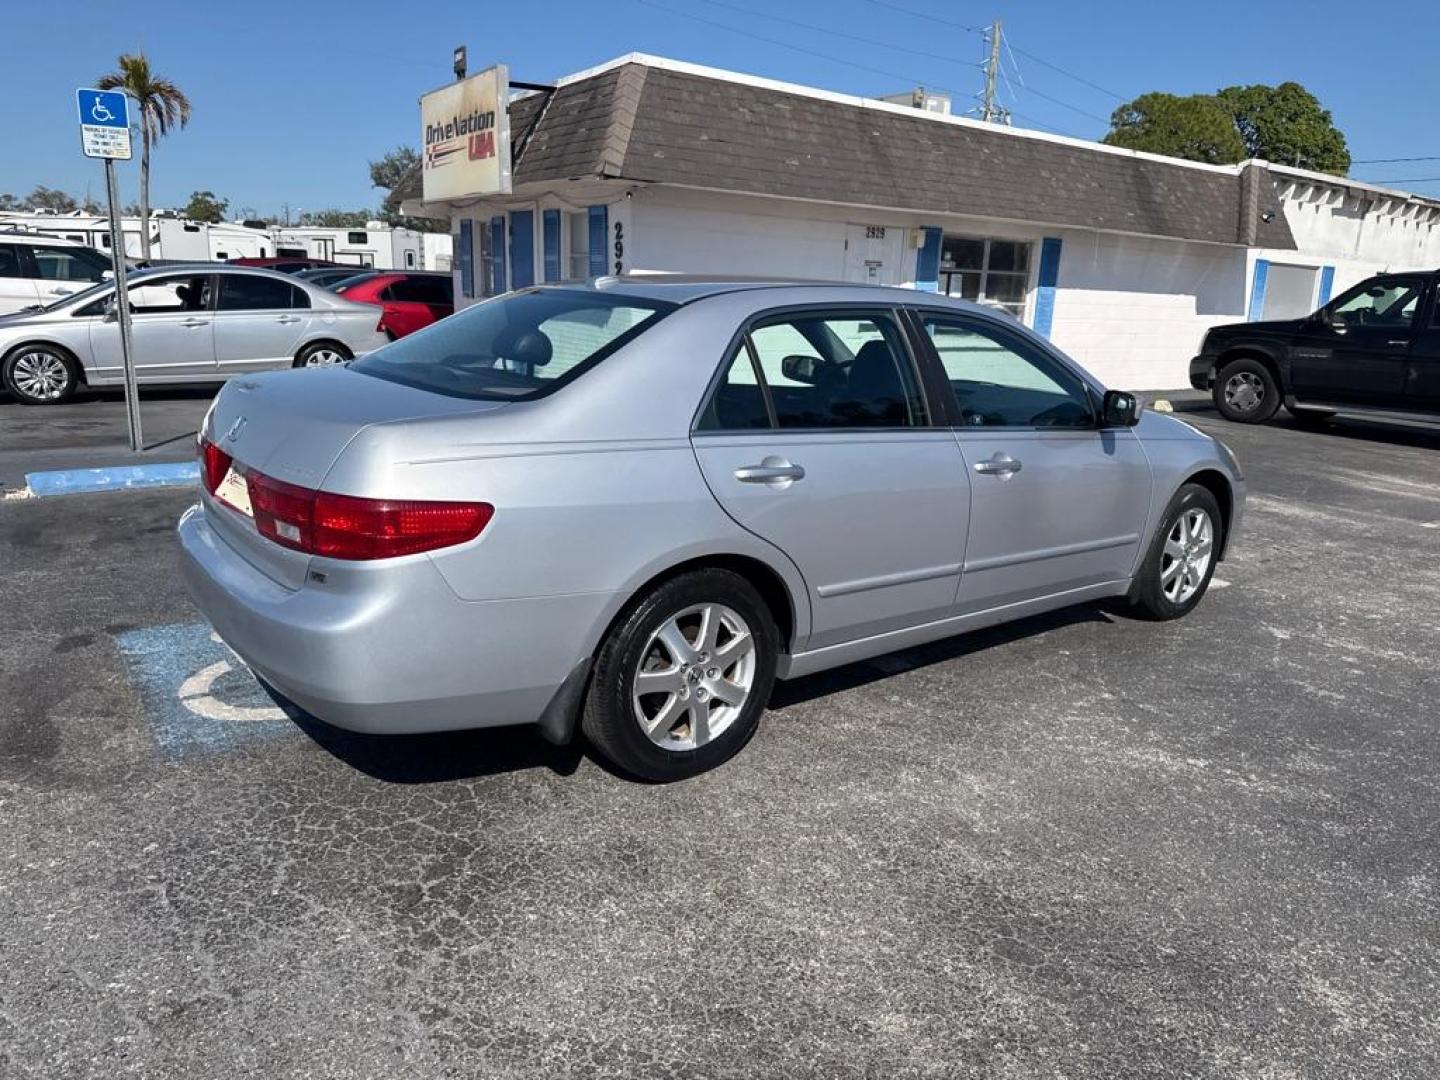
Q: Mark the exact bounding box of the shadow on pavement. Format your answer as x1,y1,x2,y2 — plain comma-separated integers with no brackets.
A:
1173,398,1440,451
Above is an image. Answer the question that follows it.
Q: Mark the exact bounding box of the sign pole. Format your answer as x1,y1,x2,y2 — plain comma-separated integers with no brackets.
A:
77,86,140,451
102,156,142,452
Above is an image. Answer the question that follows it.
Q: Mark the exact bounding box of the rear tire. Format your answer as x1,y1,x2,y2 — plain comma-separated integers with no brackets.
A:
1213,357,1280,423
3,344,79,405
294,341,352,368
1131,483,1223,621
582,569,778,782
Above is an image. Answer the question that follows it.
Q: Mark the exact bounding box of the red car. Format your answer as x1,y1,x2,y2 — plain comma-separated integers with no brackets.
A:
333,271,454,339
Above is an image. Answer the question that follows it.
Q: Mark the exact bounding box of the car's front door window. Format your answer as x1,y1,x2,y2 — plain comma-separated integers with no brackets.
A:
920,315,1093,428
1330,279,1424,328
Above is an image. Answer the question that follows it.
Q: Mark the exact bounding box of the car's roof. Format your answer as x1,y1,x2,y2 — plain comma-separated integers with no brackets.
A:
546,273,996,309
0,232,89,248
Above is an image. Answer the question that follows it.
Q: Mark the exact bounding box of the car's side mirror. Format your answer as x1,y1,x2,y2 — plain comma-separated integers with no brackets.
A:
1101,389,1142,427
780,354,822,385
102,297,119,322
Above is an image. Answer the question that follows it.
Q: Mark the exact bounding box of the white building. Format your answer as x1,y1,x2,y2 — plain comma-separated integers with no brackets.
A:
398,54,1440,389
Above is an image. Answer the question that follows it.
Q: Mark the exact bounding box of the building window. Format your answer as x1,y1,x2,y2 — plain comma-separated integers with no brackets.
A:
477,219,497,296
940,236,1032,320
566,211,590,279
347,231,369,245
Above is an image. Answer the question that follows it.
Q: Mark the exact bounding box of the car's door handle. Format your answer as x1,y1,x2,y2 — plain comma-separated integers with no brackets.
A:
1387,339,1410,347
973,452,1023,478
49,288,74,296
182,318,209,328
735,458,805,485
276,315,301,324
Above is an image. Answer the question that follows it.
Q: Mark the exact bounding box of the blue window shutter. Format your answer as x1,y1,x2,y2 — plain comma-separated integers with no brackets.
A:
510,210,535,289
588,205,608,278
1317,265,1335,306
490,216,507,295
915,227,942,292
1247,259,1270,321
542,208,562,282
1033,237,1062,337
458,220,474,299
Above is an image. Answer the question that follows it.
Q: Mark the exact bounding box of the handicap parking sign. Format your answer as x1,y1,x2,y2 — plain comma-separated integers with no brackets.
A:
76,88,132,159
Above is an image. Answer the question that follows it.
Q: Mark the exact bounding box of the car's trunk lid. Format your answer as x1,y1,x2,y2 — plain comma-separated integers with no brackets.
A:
203,366,508,589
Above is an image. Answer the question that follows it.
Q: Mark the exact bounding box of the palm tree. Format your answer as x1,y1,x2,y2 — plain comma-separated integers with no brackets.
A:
96,53,191,261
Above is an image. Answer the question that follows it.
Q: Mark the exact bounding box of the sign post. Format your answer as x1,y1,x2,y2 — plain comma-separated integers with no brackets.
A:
77,88,142,452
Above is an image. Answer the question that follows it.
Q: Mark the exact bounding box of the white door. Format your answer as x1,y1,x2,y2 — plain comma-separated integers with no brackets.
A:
28,242,113,305
843,224,902,285
212,273,312,374
0,245,40,314
88,273,217,382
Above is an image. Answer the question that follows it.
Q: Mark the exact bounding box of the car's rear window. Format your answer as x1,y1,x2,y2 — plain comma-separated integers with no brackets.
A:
350,288,674,401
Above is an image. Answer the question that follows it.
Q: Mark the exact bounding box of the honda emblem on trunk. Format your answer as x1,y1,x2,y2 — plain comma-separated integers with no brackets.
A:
224,416,247,443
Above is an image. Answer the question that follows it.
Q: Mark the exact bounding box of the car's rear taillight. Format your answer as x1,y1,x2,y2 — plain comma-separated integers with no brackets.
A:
246,469,492,560
199,437,231,494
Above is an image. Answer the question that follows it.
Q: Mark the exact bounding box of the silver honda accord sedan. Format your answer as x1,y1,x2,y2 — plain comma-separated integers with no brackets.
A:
179,278,1246,780
0,265,388,405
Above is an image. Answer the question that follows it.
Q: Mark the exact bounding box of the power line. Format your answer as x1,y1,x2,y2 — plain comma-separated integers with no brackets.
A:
863,0,1127,101
1352,156,1440,165
634,0,959,91
863,0,984,34
1008,80,1111,124
692,0,982,69
1357,177,1440,186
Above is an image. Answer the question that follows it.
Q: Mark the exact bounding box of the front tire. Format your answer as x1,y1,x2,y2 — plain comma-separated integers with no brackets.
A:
1131,483,1223,621
582,569,778,781
294,341,352,368
3,345,79,405
1213,357,1280,423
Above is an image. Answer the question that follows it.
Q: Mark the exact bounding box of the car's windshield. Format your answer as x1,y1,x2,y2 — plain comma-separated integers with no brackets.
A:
351,288,674,401
42,280,113,313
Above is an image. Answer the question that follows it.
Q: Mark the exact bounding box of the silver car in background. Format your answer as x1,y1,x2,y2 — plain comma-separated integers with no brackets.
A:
0,265,389,404
179,278,1246,781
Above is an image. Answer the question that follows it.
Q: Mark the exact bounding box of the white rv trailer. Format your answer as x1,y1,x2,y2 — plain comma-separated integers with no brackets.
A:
0,211,272,262
270,223,447,270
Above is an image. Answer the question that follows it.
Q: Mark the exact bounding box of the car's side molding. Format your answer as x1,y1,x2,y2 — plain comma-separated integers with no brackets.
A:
778,578,1132,680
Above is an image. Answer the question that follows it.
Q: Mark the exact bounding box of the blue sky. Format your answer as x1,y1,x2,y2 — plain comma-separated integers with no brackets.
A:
4,0,1436,215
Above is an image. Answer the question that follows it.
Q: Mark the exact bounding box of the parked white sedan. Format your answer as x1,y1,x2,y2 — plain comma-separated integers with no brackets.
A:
0,266,390,404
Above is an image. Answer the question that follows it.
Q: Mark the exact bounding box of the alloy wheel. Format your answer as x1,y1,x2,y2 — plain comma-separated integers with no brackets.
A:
1223,371,1265,413
304,347,347,367
631,603,756,751
11,351,70,400
1160,508,1214,604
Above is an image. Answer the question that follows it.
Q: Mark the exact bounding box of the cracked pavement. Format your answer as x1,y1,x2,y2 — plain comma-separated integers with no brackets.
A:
2,403,1438,1078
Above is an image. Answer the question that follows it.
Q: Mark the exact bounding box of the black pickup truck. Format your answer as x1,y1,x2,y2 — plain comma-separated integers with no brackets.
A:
1190,271,1440,426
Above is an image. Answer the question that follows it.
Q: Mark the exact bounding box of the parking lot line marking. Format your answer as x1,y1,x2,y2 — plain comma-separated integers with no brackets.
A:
25,461,199,498
113,621,297,759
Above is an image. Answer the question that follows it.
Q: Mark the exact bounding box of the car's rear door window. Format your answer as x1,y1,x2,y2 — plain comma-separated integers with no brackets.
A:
351,288,673,400
698,310,926,430
218,274,301,311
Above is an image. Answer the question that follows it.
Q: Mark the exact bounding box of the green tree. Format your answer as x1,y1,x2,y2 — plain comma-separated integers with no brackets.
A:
1217,82,1350,174
183,189,229,223
0,193,19,212
27,186,80,213
369,145,443,232
1102,92,1246,164
298,208,373,228
96,52,192,260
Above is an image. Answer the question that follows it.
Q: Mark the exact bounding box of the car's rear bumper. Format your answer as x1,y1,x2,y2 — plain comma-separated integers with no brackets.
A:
177,502,613,735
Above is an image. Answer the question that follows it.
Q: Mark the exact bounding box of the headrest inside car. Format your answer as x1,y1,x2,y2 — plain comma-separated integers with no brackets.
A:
499,328,553,369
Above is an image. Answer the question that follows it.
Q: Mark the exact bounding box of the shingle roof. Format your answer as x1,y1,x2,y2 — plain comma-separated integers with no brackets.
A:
398,60,1297,250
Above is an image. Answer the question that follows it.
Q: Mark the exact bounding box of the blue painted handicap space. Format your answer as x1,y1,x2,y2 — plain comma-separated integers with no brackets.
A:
114,622,298,759
26,461,199,497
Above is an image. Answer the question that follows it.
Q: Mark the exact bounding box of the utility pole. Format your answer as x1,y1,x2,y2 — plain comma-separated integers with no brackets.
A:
977,20,1010,126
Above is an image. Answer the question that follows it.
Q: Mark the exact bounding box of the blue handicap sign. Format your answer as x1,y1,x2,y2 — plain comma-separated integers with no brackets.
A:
77,88,128,128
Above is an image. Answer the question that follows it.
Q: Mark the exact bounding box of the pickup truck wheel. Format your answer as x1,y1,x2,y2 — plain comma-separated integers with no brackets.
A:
1213,358,1280,423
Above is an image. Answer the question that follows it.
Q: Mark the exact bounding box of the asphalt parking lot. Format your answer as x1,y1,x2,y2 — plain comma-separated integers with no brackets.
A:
2,394,1438,1079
